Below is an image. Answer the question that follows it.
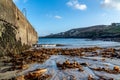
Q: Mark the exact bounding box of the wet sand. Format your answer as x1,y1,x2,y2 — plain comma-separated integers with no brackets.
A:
0,47,120,80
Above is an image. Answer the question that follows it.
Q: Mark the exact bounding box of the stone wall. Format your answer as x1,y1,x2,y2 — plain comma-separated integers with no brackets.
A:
0,0,38,56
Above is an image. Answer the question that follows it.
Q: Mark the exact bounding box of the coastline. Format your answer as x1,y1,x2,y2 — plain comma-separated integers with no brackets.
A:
35,38,120,49
92,38,120,42
40,37,120,42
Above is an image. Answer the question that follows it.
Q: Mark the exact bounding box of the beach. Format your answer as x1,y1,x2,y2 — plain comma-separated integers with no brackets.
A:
0,47,120,80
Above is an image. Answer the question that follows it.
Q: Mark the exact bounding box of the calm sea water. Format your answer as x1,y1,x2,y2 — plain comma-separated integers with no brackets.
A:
38,38,120,48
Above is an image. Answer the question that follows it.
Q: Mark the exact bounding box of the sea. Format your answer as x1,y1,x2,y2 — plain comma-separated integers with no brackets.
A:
38,38,120,48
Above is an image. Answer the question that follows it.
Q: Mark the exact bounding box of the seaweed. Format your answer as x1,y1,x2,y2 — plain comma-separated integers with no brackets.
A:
0,20,30,57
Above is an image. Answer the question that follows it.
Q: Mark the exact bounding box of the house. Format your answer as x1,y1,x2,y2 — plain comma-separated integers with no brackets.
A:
112,23,120,26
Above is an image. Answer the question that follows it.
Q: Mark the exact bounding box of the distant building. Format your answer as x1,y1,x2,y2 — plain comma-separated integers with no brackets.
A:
112,23,120,26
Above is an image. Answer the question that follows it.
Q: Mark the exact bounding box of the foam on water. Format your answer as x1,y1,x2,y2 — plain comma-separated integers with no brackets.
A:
38,38,120,48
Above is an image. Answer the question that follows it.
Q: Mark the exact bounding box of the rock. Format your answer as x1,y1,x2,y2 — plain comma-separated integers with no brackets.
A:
21,64,29,70
78,67,84,71
65,60,70,65
88,75,93,80
113,66,120,72
32,68,47,74
25,68,47,79
80,62,89,66
16,75,25,80
101,58,105,61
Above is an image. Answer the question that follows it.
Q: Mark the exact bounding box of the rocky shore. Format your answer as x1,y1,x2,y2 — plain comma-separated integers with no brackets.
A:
0,47,120,80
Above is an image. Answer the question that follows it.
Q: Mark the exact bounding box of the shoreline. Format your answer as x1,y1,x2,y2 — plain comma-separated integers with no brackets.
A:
38,38,120,49
40,37,120,42
33,43,120,49
0,47,120,79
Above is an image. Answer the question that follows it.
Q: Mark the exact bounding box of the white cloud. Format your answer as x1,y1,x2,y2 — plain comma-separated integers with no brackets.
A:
67,0,87,10
54,15,62,19
101,0,120,11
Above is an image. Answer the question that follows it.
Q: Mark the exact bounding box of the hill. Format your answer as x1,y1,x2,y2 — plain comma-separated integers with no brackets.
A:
44,23,120,41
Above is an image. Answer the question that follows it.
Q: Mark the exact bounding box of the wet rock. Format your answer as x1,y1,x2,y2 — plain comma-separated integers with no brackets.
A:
78,67,84,72
57,60,83,71
88,75,94,80
25,68,47,79
113,66,120,72
65,60,70,65
91,66,120,74
16,75,25,80
101,58,105,61
80,62,89,66
21,64,29,70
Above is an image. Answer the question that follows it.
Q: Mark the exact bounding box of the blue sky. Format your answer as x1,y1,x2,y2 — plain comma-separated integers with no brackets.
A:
13,0,120,36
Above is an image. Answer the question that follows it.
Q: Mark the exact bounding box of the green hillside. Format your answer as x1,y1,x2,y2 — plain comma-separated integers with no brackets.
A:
44,23,120,41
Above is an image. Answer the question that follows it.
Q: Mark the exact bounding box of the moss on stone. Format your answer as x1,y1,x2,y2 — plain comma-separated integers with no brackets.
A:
0,22,30,57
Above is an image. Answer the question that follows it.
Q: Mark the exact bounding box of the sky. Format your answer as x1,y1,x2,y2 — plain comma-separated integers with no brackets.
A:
13,0,120,36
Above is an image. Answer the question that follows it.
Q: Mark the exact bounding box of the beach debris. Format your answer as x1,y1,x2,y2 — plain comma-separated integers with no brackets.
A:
16,72,51,80
88,75,94,80
6,47,119,71
57,60,83,71
113,66,120,72
24,68,48,79
65,75,76,80
80,62,89,66
65,60,70,65
1,47,120,80
20,64,29,70
101,58,106,61
91,66,120,74
33,68,47,74
16,75,25,80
